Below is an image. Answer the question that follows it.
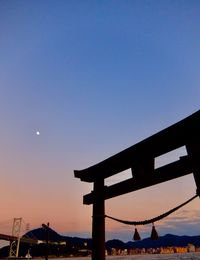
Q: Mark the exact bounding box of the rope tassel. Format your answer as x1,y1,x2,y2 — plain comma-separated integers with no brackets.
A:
151,224,159,240
133,228,141,241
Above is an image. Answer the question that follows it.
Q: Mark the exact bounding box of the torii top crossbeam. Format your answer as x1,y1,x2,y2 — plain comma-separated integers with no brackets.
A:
75,110,200,204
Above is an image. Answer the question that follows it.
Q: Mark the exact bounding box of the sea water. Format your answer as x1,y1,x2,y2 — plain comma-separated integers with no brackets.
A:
30,253,200,259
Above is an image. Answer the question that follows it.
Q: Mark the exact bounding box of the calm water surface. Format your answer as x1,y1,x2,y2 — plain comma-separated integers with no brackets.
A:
31,252,200,259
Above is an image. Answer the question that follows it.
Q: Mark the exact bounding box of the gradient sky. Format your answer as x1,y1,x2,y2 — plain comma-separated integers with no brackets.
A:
1,0,200,244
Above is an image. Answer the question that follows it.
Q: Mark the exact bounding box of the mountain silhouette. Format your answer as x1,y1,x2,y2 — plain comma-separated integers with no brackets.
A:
125,234,200,248
24,227,92,247
1,228,200,258
24,228,200,249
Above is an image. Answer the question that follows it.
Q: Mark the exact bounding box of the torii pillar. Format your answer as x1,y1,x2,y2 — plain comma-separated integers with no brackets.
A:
92,179,105,260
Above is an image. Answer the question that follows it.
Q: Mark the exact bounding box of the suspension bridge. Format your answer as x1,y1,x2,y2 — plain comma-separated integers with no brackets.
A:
0,218,51,258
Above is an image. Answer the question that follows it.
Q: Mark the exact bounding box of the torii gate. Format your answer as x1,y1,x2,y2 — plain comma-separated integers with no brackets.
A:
74,110,200,260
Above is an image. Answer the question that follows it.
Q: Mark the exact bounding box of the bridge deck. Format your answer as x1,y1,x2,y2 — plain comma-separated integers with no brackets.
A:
0,233,38,244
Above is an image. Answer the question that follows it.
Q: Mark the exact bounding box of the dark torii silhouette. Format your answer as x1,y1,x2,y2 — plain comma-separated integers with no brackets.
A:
74,110,200,260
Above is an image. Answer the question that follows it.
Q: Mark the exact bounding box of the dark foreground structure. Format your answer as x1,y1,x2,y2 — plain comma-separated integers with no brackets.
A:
74,110,200,260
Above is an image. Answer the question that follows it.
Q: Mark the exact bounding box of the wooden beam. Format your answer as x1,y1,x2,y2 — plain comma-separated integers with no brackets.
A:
74,110,200,182
186,138,200,194
132,158,154,180
83,156,192,204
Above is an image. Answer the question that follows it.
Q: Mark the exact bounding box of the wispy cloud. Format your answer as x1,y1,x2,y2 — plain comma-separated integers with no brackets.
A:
149,208,200,236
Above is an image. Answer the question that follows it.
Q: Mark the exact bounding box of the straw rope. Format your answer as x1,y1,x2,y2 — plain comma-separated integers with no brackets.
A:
105,194,198,226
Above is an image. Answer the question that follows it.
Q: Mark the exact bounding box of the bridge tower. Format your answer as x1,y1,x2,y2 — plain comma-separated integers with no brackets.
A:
9,218,22,258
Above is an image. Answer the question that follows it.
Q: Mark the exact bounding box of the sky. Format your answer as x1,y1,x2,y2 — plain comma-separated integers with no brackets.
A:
0,0,200,244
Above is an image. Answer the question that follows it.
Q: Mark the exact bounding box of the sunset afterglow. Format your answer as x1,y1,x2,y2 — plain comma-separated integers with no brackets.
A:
1,1,200,243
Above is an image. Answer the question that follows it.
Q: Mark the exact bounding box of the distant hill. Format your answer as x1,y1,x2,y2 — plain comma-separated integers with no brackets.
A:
24,228,200,249
24,227,92,248
1,228,200,258
0,227,93,258
125,234,200,249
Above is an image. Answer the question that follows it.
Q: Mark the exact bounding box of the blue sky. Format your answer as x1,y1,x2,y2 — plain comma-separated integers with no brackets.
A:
0,0,200,243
